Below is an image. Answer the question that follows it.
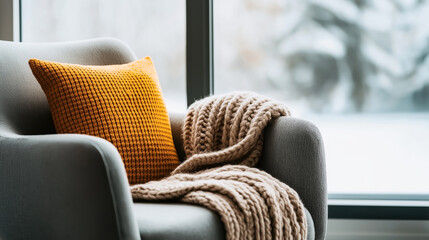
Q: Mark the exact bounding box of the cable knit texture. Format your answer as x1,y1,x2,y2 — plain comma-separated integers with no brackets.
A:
131,92,307,240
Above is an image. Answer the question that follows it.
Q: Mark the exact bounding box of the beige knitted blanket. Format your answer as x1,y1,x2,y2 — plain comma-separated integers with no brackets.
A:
131,92,307,240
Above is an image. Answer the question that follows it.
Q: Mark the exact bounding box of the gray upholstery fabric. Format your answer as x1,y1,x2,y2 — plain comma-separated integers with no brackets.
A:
134,202,315,240
169,113,326,240
258,117,327,240
0,39,140,240
0,39,326,240
0,38,137,135
134,202,225,240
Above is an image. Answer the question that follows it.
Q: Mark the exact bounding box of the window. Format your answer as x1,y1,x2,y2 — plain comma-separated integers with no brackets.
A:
214,0,429,195
9,0,429,219
21,0,187,111
20,0,428,196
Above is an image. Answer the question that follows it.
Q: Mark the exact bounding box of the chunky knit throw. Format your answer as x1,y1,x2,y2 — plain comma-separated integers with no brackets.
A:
131,92,307,240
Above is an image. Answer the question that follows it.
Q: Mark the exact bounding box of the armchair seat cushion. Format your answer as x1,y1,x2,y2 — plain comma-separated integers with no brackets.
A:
133,202,315,240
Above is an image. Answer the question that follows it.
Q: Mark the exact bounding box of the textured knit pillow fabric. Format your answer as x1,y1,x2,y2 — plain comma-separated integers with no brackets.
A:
29,57,180,184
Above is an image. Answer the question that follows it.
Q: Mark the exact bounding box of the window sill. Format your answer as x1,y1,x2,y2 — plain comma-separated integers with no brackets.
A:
328,199,429,220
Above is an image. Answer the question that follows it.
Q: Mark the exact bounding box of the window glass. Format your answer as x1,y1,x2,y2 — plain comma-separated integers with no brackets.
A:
21,0,186,111
214,0,429,194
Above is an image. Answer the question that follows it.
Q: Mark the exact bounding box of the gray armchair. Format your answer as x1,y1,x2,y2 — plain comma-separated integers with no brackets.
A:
0,38,327,240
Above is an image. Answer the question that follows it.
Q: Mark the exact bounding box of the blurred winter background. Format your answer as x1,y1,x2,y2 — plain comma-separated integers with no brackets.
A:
215,0,429,113
22,0,429,194
215,0,429,195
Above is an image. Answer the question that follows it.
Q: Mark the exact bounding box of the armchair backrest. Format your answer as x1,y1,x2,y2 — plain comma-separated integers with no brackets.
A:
0,38,137,135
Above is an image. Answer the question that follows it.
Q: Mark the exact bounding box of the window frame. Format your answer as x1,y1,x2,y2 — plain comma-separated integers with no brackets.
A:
329,194,429,219
186,0,214,106
0,0,20,41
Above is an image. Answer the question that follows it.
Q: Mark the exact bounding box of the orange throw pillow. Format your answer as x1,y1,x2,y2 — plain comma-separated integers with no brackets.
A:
29,57,179,184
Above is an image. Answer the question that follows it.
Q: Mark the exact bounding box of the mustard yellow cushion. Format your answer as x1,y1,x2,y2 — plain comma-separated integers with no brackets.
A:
29,57,179,184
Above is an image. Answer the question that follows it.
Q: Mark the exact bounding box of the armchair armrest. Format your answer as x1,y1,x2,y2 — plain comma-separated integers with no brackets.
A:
257,117,327,240
169,113,327,240
0,128,140,240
